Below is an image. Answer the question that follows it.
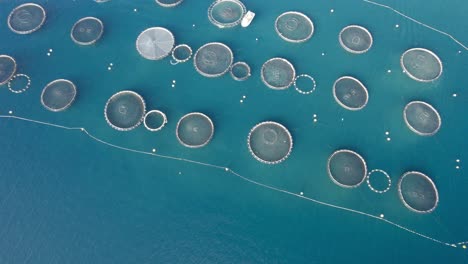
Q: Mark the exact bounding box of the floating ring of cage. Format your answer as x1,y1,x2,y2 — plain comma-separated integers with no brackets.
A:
144,110,168,132
230,61,251,81
247,121,293,165
208,0,247,28
193,42,233,78
333,76,369,111
104,91,146,131
8,74,31,94
327,149,367,188
261,58,296,90
293,74,316,95
136,27,175,60
8,3,46,35
339,25,373,54
171,44,192,63
41,79,77,112
176,112,214,148
366,169,391,194
398,171,439,213
400,48,443,82
71,17,104,45
403,101,441,136
155,0,184,8
0,55,17,86
275,11,314,43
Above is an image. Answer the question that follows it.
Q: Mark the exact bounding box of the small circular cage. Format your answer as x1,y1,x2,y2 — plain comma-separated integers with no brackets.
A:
176,112,214,148
8,3,46,34
327,149,367,188
403,101,441,136
193,42,233,78
401,48,443,82
275,11,314,43
293,74,316,95
230,61,251,81
104,91,146,131
333,76,369,111
171,44,193,63
398,171,439,213
144,110,168,132
208,0,247,28
136,27,175,60
0,55,17,86
156,0,184,8
71,17,104,45
261,57,296,90
339,25,373,54
41,79,77,112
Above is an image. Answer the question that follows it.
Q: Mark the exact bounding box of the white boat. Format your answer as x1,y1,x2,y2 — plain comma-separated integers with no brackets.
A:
241,11,255,28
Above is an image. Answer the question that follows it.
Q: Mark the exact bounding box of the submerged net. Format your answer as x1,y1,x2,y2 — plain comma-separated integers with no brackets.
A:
144,110,167,132
104,91,146,131
230,61,251,81
247,121,293,165
208,0,246,28
176,112,214,148
400,48,443,82
398,171,439,213
194,42,233,78
327,149,367,188
71,17,104,45
333,76,369,110
403,101,441,136
41,79,77,112
339,25,373,54
136,27,175,60
8,3,46,35
171,44,192,63
156,0,184,7
261,58,296,90
0,55,17,86
275,11,314,43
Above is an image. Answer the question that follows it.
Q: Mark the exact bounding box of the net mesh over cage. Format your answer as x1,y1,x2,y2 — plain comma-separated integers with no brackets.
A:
339,25,373,54
398,171,439,213
327,149,367,188
156,0,184,8
8,3,46,34
104,91,146,131
0,55,17,86
275,11,314,43
261,58,296,90
403,101,441,136
71,17,104,45
136,27,175,60
333,76,369,111
144,110,168,132
230,61,251,81
176,112,214,148
194,42,233,78
400,48,443,82
208,0,247,28
41,79,77,112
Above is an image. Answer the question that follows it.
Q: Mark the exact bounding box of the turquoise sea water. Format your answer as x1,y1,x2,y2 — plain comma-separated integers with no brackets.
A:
1,0,468,263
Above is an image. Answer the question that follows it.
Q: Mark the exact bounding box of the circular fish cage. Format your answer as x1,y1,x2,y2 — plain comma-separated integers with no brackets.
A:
327,149,367,188
104,91,146,131
71,17,104,45
366,169,392,194
0,55,17,86
176,112,214,148
156,0,184,7
403,101,441,136
193,42,233,78
293,74,316,95
398,171,439,213
247,121,293,165
275,11,314,43
333,76,369,111
230,61,251,81
136,27,175,60
8,74,31,94
400,48,443,82
8,3,46,34
144,110,168,132
339,25,373,54
41,79,77,112
208,0,246,28
171,44,193,63
261,58,296,90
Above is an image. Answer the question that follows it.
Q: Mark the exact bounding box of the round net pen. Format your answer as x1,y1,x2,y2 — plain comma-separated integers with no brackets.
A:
193,42,233,78
398,171,439,213
400,48,443,82
293,74,316,95
156,0,184,7
275,11,314,43
41,79,77,112
230,61,251,81
8,3,46,34
327,149,367,188
208,0,247,28
8,74,31,94
333,76,369,111
0,55,17,86
71,17,104,45
171,44,193,63
339,25,373,54
104,91,146,131
261,57,296,90
136,27,175,60
144,110,168,132
176,112,214,148
403,101,441,136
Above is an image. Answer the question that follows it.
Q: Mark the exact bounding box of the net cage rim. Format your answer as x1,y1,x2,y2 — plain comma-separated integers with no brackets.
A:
193,42,234,78
155,0,184,8
144,110,168,132
338,25,373,54
0,55,17,86
332,76,369,111
230,61,251,81
366,169,392,194
104,90,147,131
7,3,47,35
70,16,104,45
171,44,193,63
400,48,443,82
327,149,368,188
293,74,316,95
8,74,31,94
274,11,315,43
136,27,175,61
247,121,294,165
397,171,439,213
260,57,296,90
403,100,441,136
207,0,247,28
176,112,215,148
40,79,77,112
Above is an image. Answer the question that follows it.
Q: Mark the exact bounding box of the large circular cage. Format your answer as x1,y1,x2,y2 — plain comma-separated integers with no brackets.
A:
261,57,296,90
403,101,441,136
400,48,443,82
136,27,175,60
41,79,77,112
208,0,247,28
339,25,373,54
8,3,46,35
327,149,368,188
247,121,293,165
333,76,369,111
176,112,215,148
398,171,439,213
230,61,251,81
144,110,168,132
71,17,104,45
275,11,314,43
104,91,146,131
0,55,17,86
171,44,193,63
156,0,184,8
193,42,234,78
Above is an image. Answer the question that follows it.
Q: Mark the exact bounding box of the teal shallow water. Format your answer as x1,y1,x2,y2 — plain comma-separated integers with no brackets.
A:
1,0,468,263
